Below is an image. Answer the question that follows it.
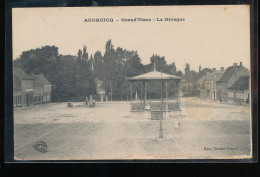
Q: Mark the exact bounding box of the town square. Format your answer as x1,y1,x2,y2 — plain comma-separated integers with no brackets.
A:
14,98,251,160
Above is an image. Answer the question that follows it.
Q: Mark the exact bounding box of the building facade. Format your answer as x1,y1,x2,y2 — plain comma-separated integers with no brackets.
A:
33,74,52,104
181,80,194,97
13,67,34,107
227,76,250,104
13,67,52,107
197,68,224,100
216,62,249,102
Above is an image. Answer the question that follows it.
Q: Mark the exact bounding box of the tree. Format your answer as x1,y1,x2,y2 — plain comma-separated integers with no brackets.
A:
82,45,89,60
89,54,94,71
169,62,177,75
149,54,168,72
20,46,58,74
93,50,103,77
105,39,114,54
53,55,78,100
13,58,21,67
77,49,82,63
124,51,144,77
17,45,97,101
75,45,96,97
185,63,190,76
176,70,183,76
93,40,145,100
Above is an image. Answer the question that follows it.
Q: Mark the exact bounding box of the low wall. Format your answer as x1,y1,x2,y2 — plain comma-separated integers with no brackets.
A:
131,100,180,111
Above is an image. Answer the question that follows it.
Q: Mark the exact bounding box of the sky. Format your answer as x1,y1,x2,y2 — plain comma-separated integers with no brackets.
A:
12,5,250,72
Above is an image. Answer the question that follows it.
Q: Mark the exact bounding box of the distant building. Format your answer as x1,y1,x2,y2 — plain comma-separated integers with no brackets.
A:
197,73,207,93
95,78,105,102
33,74,52,104
181,79,194,97
228,76,250,104
198,68,224,100
216,62,249,102
13,67,34,107
13,67,52,107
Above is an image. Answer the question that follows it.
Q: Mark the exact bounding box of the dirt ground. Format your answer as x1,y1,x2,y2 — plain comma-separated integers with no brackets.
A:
13,97,252,160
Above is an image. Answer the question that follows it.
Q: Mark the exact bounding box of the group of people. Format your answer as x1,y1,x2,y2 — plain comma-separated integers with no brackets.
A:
67,95,96,108
86,95,95,108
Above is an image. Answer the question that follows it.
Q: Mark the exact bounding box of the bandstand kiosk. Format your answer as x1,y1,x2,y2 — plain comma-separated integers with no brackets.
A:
126,64,182,118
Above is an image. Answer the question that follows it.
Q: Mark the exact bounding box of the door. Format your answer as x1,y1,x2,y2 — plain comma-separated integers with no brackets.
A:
26,94,29,106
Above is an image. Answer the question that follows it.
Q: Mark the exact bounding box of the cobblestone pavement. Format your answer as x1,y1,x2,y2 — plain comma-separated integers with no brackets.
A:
14,98,251,160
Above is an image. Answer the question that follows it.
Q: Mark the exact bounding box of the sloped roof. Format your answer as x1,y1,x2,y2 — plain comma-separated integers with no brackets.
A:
197,73,207,82
33,75,51,86
126,70,182,81
205,73,215,81
217,66,247,82
13,67,33,80
228,76,249,90
13,75,22,91
205,71,223,81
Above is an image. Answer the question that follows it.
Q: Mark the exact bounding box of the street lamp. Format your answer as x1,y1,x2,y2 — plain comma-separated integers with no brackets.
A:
110,80,112,101
159,70,163,138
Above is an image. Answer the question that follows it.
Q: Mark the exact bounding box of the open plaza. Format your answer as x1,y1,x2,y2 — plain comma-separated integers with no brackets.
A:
14,97,251,160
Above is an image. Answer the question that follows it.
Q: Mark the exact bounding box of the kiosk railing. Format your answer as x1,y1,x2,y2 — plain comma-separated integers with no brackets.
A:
130,99,180,112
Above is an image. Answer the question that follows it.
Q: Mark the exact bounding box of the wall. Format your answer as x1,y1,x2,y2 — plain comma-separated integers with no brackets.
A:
228,89,249,103
43,85,52,93
43,93,51,102
34,86,44,95
13,91,22,107
21,79,33,91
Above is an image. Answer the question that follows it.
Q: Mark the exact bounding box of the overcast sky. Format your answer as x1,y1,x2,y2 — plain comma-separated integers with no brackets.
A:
12,5,250,72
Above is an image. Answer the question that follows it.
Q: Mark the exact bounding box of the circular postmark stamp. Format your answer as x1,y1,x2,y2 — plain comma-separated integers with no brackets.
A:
33,141,48,153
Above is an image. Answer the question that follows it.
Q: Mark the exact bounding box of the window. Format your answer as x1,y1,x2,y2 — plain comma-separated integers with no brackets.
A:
15,95,21,105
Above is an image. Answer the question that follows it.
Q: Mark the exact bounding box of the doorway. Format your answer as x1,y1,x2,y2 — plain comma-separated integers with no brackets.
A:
26,94,29,106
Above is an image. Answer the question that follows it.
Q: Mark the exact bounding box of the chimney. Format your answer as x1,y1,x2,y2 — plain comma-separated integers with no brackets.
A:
240,62,242,66
220,67,224,71
233,63,237,67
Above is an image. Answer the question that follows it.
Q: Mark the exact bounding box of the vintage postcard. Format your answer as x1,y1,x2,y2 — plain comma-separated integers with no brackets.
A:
12,5,252,160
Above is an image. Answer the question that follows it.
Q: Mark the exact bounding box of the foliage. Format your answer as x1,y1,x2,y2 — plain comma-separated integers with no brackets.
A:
17,46,96,101
15,40,216,101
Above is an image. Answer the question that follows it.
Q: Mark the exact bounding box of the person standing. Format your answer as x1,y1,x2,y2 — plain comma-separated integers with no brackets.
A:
86,96,88,105
89,95,93,108
174,118,180,130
